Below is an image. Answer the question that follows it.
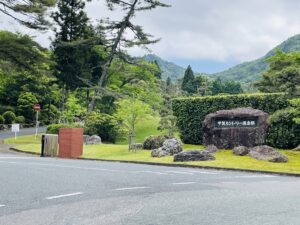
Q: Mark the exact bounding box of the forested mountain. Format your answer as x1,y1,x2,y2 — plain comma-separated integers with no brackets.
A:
143,54,186,81
145,34,300,86
208,34,300,86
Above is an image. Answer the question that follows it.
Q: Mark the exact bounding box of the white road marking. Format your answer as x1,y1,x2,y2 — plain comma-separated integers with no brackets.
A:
0,205,5,208
234,175,277,178
172,182,196,185
166,171,194,175
135,171,168,175
46,192,83,200
115,187,151,191
187,170,220,175
0,157,31,159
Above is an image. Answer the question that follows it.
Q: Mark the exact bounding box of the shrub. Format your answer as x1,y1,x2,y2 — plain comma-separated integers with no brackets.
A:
0,105,15,115
84,112,120,143
0,115,4,124
143,135,171,150
46,124,83,134
172,93,288,144
266,100,300,149
17,92,38,123
15,116,25,124
3,111,16,124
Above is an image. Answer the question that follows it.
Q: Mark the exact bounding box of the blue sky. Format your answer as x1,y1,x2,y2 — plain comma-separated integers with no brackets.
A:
1,0,300,74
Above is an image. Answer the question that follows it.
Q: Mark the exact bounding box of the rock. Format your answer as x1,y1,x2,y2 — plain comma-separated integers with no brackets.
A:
83,135,90,144
203,108,269,149
233,146,249,156
151,138,183,157
151,148,169,158
129,143,143,150
162,138,183,155
174,150,215,162
85,135,102,145
206,145,219,153
293,145,300,151
143,135,171,150
249,145,288,163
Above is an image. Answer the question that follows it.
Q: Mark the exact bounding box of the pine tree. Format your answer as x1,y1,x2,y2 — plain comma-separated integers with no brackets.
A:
181,65,197,94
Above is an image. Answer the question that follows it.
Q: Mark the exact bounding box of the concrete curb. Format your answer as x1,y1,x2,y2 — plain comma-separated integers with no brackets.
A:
78,157,300,177
9,147,300,177
9,147,40,156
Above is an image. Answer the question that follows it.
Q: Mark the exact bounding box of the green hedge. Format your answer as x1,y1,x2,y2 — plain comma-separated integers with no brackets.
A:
46,124,83,134
172,93,288,144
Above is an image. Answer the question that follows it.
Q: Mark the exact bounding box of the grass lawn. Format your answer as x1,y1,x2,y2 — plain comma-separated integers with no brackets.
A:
6,135,300,174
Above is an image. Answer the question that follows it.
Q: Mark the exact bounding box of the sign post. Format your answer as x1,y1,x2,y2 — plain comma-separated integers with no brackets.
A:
11,124,20,140
33,104,41,140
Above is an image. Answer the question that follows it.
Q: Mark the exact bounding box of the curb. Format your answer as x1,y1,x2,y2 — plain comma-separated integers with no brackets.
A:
8,147,300,177
78,157,300,177
9,147,40,156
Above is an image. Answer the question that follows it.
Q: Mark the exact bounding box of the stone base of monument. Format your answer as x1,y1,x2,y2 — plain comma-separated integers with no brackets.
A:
174,150,215,162
203,108,269,149
249,145,288,163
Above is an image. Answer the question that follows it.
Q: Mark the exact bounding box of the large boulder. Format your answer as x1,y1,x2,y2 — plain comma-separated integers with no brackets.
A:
174,150,215,162
203,108,269,149
151,138,183,157
85,135,102,145
233,146,249,156
249,145,288,163
143,135,170,150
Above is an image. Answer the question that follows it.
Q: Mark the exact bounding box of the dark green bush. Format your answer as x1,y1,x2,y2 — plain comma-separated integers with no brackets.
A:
3,111,16,124
0,105,15,115
172,93,288,144
143,135,171,150
15,116,25,124
84,112,120,143
266,100,300,149
46,124,83,134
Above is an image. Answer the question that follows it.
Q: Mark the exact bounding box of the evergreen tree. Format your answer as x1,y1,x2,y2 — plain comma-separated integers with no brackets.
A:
211,78,224,95
181,65,197,94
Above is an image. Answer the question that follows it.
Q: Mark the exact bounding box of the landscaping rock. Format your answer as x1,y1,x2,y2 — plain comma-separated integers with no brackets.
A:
143,135,171,150
293,145,300,151
151,148,168,158
249,145,288,163
206,145,219,153
85,135,102,145
174,150,215,162
233,146,249,156
151,138,183,157
130,143,143,150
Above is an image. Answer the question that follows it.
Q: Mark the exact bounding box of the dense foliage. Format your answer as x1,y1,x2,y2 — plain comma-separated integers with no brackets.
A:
46,123,83,134
172,93,288,144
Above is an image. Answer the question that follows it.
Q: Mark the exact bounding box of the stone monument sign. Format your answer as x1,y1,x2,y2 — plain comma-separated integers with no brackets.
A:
203,108,269,149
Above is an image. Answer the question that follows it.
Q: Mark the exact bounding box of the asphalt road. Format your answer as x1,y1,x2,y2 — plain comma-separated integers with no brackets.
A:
0,149,299,225
0,127,46,139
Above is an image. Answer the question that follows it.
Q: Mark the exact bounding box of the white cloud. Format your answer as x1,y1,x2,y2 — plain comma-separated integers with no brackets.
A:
1,0,300,63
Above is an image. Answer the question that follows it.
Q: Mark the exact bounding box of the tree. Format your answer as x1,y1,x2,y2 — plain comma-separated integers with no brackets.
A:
0,31,50,71
0,0,56,30
17,92,38,123
88,0,170,111
158,94,177,137
181,65,197,94
115,98,152,149
211,78,223,95
255,50,300,97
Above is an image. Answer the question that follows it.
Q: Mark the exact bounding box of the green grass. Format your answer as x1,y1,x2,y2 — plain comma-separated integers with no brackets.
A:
9,140,300,174
5,134,42,145
116,116,166,145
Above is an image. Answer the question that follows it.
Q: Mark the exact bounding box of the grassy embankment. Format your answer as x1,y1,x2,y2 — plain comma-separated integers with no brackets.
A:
5,116,300,174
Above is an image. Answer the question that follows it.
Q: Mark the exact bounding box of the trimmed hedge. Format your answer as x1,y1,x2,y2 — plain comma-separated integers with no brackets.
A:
172,93,288,144
46,124,83,134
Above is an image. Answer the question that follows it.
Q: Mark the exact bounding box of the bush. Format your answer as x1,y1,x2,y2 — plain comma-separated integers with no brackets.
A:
15,116,25,124
17,92,38,123
46,124,83,134
0,115,4,124
3,111,16,124
0,105,15,115
143,135,171,150
172,93,288,144
84,112,120,143
266,103,300,149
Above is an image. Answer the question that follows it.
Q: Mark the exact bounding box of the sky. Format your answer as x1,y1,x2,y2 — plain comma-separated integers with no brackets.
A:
1,0,300,73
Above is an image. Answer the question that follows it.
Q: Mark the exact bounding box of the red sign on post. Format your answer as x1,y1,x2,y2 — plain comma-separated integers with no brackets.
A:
33,104,41,112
